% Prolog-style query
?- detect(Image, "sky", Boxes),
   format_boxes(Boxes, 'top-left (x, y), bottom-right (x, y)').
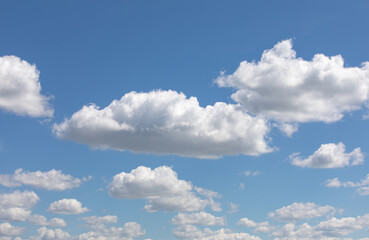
top-left (1, 0), bottom-right (369, 239)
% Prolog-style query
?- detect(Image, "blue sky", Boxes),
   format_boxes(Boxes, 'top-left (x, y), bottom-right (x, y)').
top-left (1, 1), bottom-right (369, 239)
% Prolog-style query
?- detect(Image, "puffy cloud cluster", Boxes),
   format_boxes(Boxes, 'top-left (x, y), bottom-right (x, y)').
top-left (271, 213), bottom-right (369, 239)
top-left (290, 142), bottom-right (364, 168)
top-left (30, 227), bottom-right (70, 240)
top-left (268, 202), bottom-right (335, 222)
top-left (53, 90), bottom-right (271, 158)
top-left (0, 55), bottom-right (53, 117)
top-left (171, 212), bottom-right (226, 226)
top-left (325, 173), bottom-right (369, 195)
top-left (0, 223), bottom-right (24, 237)
top-left (216, 39), bottom-right (369, 134)
top-left (173, 225), bottom-right (261, 240)
top-left (109, 166), bottom-right (221, 212)
top-left (237, 218), bottom-right (274, 233)
top-left (0, 169), bottom-right (89, 191)
top-left (76, 216), bottom-right (145, 240)
top-left (0, 190), bottom-right (39, 222)
top-left (47, 199), bottom-right (89, 215)
top-left (80, 215), bottom-right (118, 230)
top-left (29, 215), bottom-right (66, 227)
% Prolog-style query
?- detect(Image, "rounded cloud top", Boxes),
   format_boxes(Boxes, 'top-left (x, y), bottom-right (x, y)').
top-left (216, 39), bottom-right (369, 124)
top-left (54, 90), bottom-right (271, 158)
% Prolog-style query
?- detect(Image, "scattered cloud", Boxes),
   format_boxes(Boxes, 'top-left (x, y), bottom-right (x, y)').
top-left (29, 215), bottom-right (66, 227)
top-left (0, 55), bottom-right (53, 117)
top-left (173, 225), bottom-right (261, 240)
top-left (0, 190), bottom-right (39, 222)
top-left (0, 223), bottom-right (24, 237)
top-left (171, 212), bottom-right (226, 226)
top-left (80, 215), bottom-right (118, 230)
top-left (30, 227), bottom-right (70, 240)
top-left (325, 174), bottom-right (369, 195)
top-left (290, 142), bottom-right (364, 168)
top-left (271, 213), bottom-right (369, 239)
top-left (238, 217), bottom-right (275, 233)
top-left (109, 166), bottom-right (221, 212)
top-left (53, 90), bottom-right (271, 158)
top-left (0, 169), bottom-right (90, 191)
top-left (216, 39), bottom-right (369, 132)
top-left (77, 217), bottom-right (145, 240)
top-left (47, 199), bottom-right (89, 215)
top-left (242, 170), bottom-right (262, 177)
top-left (228, 203), bottom-right (239, 214)
top-left (269, 202), bottom-right (335, 222)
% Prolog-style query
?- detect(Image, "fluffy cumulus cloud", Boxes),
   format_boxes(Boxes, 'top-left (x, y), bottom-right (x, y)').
top-left (173, 225), bottom-right (261, 240)
top-left (30, 227), bottom-right (70, 240)
top-left (290, 142), bottom-right (364, 168)
top-left (0, 169), bottom-right (89, 191)
top-left (109, 166), bottom-right (221, 212)
top-left (268, 202), bottom-right (335, 222)
top-left (29, 215), bottom-right (67, 227)
top-left (53, 90), bottom-right (271, 158)
top-left (171, 212), bottom-right (226, 226)
top-left (237, 218), bottom-right (275, 233)
top-left (216, 39), bottom-right (369, 133)
top-left (0, 190), bottom-right (39, 222)
top-left (0, 223), bottom-right (24, 237)
top-left (0, 55), bottom-right (53, 117)
top-left (325, 173), bottom-right (369, 195)
top-left (47, 199), bottom-right (89, 215)
top-left (77, 216), bottom-right (145, 240)
top-left (271, 213), bottom-right (369, 239)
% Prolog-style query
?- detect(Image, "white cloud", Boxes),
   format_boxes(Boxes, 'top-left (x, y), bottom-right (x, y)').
top-left (270, 214), bottom-right (369, 239)
top-left (29, 215), bottom-right (66, 227)
top-left (80, 215), bottom-right (118, 230)
top-left (47, 199), bottom-right (89, 215)
top-left (53, 90), bottom-right (271, 158)
top-left (269, 202), bottom-right (335, 222)
top-left (0, 223), bottom-right (24, 237)
top-left (290, 142), bottom-right (364, 168)
top-left (0, 208), bottom-right (31, 222)
top-left (242, 170), bottom-right (262, 177)
top-left (228, 203), bottom-right (239, 214)
top-left (325, 174), bottom-right (369, 195)
top-left (77, 217), bottom-right (145, 240)
top-left (216, 39), bottom-right (369, 128)
top-left (109, 166), bottom-right (221, 212)
top-left (0, 169), bottom-right (89, 191)
top-left (0, 190), bottom-right (39, 222)
top-left (171, 212), bottom-right (226, 226)
top-left (30, 227), bottom-right (70, 240)
top-left (238, 218), bottom-right (275, 233)
top-left (173, 225), bottom-right (261, 240)
top-left (0, 55), bottom-right (53, 117)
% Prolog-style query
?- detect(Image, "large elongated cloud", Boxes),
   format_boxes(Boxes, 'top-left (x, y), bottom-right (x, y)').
top-left (0, 169), bottom-right (89, 191)
top-left (53, 90), bottom-right (271, 158)
top-left (290, 142), bottom-right (364, 168)
top-left (216, 39), bottom-right (369, 128)
top-left (0, 56), bottom-right (53, 117)
top-left (109, 166), bottom-right (221, 212)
